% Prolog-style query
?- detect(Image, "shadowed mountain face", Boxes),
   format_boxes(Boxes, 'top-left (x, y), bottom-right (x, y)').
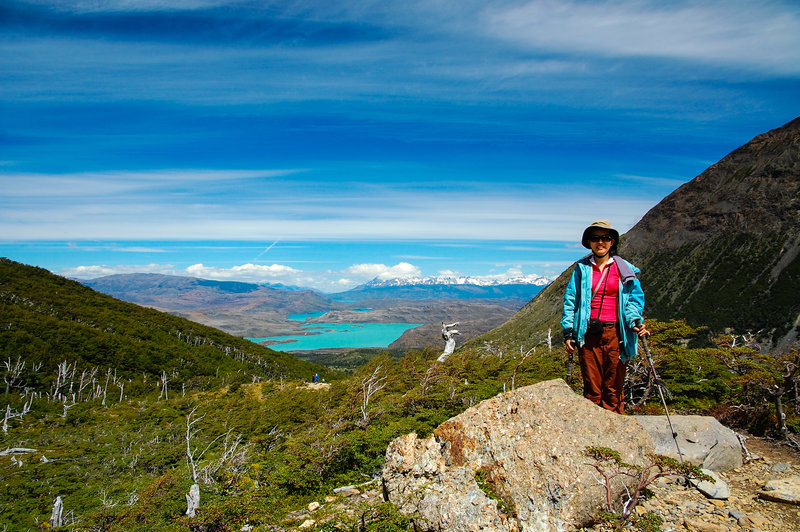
top-left (476, 117), bottom-right (800, 348)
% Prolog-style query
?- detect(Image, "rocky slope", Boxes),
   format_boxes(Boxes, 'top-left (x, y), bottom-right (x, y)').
top-left (475, 116), bottom-right (800, 349)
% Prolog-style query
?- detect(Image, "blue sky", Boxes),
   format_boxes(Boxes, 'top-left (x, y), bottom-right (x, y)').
top-left (1, 0), bottom-right (799, 292)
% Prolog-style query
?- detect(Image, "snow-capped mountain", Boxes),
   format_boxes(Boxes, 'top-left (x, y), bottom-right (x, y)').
top-left (363, 274), bottom-right (551, 288)
top-left (332, 274), bottom-right (551, 303)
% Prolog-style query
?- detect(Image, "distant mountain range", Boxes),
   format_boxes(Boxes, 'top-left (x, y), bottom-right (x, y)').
top-left (79, 273), bottom-right (551, 347)
top-left (82, 273), bottom-right (335, 313)
top-left (332, 275), bottom-right (549, 302)
top-left (478, 116), bottom-right (800, 349)
top-left (360, 275), bottom-right (550, 288)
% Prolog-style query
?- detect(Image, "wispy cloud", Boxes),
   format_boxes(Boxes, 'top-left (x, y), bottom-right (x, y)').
top-left (487, 0), bottom-right (800, 75)
top-left (3, 0), bottom-right (798, 288)
top-left (0, 169), bottom-right (659, 241)
top-left (614, 173), bottom-right (688, 188)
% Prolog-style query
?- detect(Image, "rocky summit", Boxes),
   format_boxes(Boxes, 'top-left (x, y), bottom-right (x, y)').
top-left (382, 379), bottom-right (654, 531)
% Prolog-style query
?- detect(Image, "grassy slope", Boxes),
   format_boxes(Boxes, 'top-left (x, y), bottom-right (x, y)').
top-left (0, 258), bottom-right (325, 382)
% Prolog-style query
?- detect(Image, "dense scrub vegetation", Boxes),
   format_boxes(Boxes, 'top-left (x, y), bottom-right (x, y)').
top-left (636, 232), bottom-right (800, 345)
top-left (3, 317), bottom-right (798, 530)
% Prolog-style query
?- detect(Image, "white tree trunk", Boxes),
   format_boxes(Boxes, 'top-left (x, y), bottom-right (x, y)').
top-left (51, 496), bottom-right (63, 528)
top-left (186, 484), bottom-right (200, 517)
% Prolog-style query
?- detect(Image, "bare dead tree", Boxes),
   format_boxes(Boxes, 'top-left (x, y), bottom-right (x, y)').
top-left (768, 352), bottom-right (800, 440)
top-left (186, 484), bottom-right (200, 518)
top-left (185, 407), bottom-right (228, 484)
top-left (359, 365), bottom-right (387, 421)
top-left (76, 367), bottom-right (97, 403)
top-left (50, 496), bottom-right (63, 528)
top-left (101, 369), bottom-right (112, 406)
top-left (3, 398), bottom-right (33, 433)
top-left (199, 432), bottom-right (250, 485)
top-left (3, 356), bottom-right (26, 394)
top-left (159, 371), bottom-right (169, 401)
top-left (62, 402), bottom-right (76, 419)
top-left (511, 346), bottom-right (536, 391)
top-left (481, 341), bottom-right (506, 359)
top-left (51, 361), bottom-right (78, 403)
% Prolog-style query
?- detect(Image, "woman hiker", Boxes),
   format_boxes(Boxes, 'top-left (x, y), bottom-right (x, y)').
top-left (561, 220), bottom-right (649, 414)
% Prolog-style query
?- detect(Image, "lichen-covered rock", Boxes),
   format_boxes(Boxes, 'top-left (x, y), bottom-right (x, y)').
top-left (632, 415), bottom-right (743, 472)
top-left (382, 379), bottom-right (654, 531)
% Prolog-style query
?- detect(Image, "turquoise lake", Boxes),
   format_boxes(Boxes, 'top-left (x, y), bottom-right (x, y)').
top-left (249, 311), bottom-right (420, 351)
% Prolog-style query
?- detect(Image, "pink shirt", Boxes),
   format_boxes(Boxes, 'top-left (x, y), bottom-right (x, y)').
top-left (590, 257), bottom-right (619, 322)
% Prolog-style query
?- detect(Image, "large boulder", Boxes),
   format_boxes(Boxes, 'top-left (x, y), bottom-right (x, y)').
top-left (382, 379), bottom-right (654, 531)
top-left (632, 415), bottom-right (743, 472)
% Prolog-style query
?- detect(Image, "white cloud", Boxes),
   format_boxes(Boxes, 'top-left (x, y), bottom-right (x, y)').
top-left (342, 262), bottom-right (422, 280)
top-left (487, 0), bottom-right (800, 74)
top-left (57, 260), bottom-right (428, 293)
top-left (185, 263), bottom-right (301, 281)
top-left (61, 263), bottom-right (175, 278)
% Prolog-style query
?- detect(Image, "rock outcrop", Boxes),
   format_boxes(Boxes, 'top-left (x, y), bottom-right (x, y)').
top-left (633, 415), bottom-right (744, 472)
top-left (382, 379), bottom-right (654, 531)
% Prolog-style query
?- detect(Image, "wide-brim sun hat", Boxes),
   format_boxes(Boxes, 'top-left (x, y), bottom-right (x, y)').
top-left (581, 220), bottom-right (620, 250)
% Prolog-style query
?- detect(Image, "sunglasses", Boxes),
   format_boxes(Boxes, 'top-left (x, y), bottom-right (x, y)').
top-left (588, 234), bottom-right (614, 243)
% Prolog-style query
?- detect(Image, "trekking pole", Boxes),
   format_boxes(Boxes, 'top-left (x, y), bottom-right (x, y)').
top-left (636, 319), bottom-right (684, 462)
top-left (566, 350), bottom-right (574, 386)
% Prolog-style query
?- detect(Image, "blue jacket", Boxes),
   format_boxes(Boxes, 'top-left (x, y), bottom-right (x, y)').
top-left (561, 255), bottom-right (645, 362)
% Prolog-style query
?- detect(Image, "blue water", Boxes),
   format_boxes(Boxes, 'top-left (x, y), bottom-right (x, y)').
top-left (249, 322), bottom-right (421, 351)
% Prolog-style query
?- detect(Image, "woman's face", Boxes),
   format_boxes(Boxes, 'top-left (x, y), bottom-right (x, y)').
top-left (588, 230), bottom-right (615, 257)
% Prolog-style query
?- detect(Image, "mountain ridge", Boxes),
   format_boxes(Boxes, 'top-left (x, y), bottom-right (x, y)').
top-left (474, 116), bottom-right (800, 349)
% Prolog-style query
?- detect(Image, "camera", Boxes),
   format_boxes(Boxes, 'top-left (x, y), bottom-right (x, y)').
top-left (587, 318), bottom-right (604, 335)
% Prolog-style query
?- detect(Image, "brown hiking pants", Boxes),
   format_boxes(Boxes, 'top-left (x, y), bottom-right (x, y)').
top-left (579, 324), bottom-right (627, 414)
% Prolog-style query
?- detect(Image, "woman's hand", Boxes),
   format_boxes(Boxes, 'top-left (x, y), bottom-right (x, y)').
top-left (565, 339), bottom-right (576, 354)
top-left (633, 323), bottom-right (650, 337)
